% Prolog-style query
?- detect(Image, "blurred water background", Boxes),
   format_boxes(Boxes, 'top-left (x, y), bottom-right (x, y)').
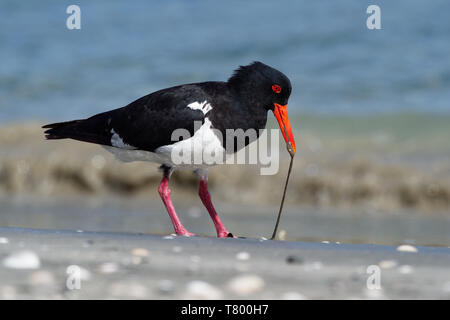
top-left (0, 0), bottom-right (449, 244)
top-left (1, 0), bottom-right (450, 119)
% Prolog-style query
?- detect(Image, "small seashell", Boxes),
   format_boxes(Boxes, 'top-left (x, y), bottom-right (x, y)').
top-left (398, 265), bottom-right (414, 274)
top-left (396, 245), bottom-right (418, 253)
top-left (278, 230), bottom-right (287, 241)
top-left (235, 251), bottom-right (250, 261)
top-left (131, 248), bottom-right (150, 257)
top-left (98, 262), bottom-right (119, 274)
top-left (227, 274), bottom-right (265, 296)
top-left (157, 279), bottom-right (175, 294)
top-left (184, 281), bottom-right (223, 299)
top-left (2, 250), bottom-right (41, 269)
top-left (378, 260), bottom-right (398, 269)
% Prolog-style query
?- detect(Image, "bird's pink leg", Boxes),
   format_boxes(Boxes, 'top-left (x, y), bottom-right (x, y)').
top-left (198, 179), bottom-right (233, 238)
top-left (158, 174), bottom-right (194, 237)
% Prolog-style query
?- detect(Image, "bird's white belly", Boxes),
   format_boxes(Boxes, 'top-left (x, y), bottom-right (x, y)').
top-left (104, 118), bottom-right (225, 169)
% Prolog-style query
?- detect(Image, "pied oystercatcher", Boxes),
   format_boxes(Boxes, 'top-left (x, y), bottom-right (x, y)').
top-left (43, 61), bottom-right (296, 238)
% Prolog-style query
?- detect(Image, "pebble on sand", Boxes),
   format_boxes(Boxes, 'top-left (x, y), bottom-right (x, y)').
top-left (131, 248), bottom-right (150, 257)
top-left (398, 265), bottom-right (414, 274)
top-left (0, 237), bottom-right (9, 244)
top-left (227, 274), bottom-right (265, 296)
top-left (98, 262), bottom-right (119, 274)
top-left (235, 251), bottom-right (250, 261)
top-left (157, 279), bottom-right (175, 294)
top-left (184, 280), bottom-right (223, 299)
top-left (378, 260), bottom-right (398, 269)
top-left (2, 250), bottom-right (41, 269)
top-left (277, 230), bottom-right (287, 241)
top-left (286, 255), bottom-right (304, 264)
top-left (396, 245), bottom-right (418, 253)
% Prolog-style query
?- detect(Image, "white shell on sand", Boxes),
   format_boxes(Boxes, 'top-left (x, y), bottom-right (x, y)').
top-left (396, 245), bottom-right (418, 253)
top-left (0, 237), bottom-right (9, 244)
top-left (131, 248), bottom-right (150, 257)
top-left (277, 230), bottom-right (287, 241)
top-left (227, 274), bottom-right (265, 296)
top-left (378, 260), bottom-right (398, 269)
top-left (2, 250), bottom-right (41, 269)
top-left (398, 265), bottom-right (414, 274)
top-left (235, 251), bottom-right (250, 261)
top-left (184, 280), bottom-right (223, 299)
top-left (157, 279), bottom-right (175, 294)
top-left (98, 262), bottom-right (119, 274)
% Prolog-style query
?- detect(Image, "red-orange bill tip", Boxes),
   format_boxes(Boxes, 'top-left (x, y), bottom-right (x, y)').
top-left (273, 103), bottom-right (296, 154)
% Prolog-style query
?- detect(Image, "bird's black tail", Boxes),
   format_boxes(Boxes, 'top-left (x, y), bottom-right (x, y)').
top-left (42, 116), bottom-right (113, 146)
top-left (42, 120), bottom-right (84, 140)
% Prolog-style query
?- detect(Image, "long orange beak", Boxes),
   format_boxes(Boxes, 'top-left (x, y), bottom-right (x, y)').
top-left (273, 103), bottom-right (296, 154)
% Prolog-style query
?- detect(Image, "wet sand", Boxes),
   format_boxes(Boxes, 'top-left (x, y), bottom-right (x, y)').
top-left (1, 226), bottom-right (450, 299)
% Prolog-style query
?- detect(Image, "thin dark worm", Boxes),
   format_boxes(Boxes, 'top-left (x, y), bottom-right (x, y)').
top-left (271, 114), bottom-right (295, 240)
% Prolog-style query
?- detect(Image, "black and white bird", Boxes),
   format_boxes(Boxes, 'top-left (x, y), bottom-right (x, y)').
top-left (43, 61), bottom-right (296, 238)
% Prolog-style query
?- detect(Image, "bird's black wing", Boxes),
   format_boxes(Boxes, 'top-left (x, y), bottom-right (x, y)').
top-left (43, 83), bottom-right (216, 152)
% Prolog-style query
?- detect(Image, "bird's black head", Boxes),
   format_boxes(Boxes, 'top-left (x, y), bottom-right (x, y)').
top-left (227, 61), bottom-right (296, 154)
top-left (227, 61), bottom-right (292, 109)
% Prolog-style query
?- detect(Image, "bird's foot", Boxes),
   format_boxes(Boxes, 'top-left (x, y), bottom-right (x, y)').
top-left (217, 231), bottom-right (237, 238)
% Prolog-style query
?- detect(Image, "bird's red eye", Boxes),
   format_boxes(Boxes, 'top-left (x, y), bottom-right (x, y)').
top-left (272, 84), bottom-right (282, 94)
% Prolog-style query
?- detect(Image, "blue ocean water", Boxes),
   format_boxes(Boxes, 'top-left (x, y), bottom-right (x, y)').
top-left (1, 0), bottom-right (450, 123)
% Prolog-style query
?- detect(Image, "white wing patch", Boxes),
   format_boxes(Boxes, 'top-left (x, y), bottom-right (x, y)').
top-left (187, 100), bottom-right (213, 115)
top-left (110, 128), bottom-right (136, 149)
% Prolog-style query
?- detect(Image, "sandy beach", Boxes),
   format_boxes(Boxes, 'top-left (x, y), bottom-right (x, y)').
top-left (1, 226), bottom-right (449, 299)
